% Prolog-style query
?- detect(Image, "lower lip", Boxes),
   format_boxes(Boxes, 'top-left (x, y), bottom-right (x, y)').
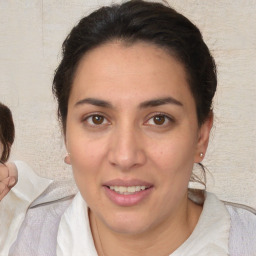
top-left (103, 186), bottom-right (153, 207)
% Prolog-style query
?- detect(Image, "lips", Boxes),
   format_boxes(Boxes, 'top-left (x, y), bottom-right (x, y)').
top-left (103, 179), bottom-right (153, 206)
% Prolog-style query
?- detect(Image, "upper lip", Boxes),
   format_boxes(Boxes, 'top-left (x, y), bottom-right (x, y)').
top-left (103, 179), bottom-right (153, 187)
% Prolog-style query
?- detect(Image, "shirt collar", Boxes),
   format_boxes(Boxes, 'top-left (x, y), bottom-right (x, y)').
top-left (57, 192), bottom-right (230, 256)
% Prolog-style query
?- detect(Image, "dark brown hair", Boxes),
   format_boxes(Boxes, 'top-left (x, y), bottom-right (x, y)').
top-left (53, 0), bottom-right (217, 133)
top-left (0, 103), bottom-right (15, 163)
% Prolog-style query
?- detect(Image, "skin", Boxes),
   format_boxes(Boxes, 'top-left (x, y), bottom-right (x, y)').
top-left (0, 142), bottom-right (18, 201)
top-left (65, 41), bottom-right (213, 255)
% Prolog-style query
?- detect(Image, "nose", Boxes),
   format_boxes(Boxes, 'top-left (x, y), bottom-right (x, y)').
top-left (107, 124), bottom-right (146, 171)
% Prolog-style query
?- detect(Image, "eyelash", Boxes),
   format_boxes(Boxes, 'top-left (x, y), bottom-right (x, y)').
top-left (145, 112), bottom-right (174, 127)
top-left (82, 112), bottom-right (174, 128)
top-left (82, 113), bottom-right (110, 127)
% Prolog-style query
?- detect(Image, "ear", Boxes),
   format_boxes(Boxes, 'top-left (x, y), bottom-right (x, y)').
top-left (194, 112), bottom-right (213, 163)
top-left (64, 153), bottom-right (71, 165)
top-left (64, 139), bottom-right (71, 165)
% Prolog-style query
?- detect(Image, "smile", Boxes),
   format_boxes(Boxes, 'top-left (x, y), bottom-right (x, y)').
top-left (109, 185), bottom-right (149, 195)
top-left (103, 180), bottom-right (153, 206)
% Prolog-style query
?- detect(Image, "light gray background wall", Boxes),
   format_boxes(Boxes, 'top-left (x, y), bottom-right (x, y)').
top-left (0, 0), bottom-right (255, 208)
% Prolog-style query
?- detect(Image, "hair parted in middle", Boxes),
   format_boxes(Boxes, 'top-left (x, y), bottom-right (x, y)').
top-left (53, 0), bottom-right (217, 133)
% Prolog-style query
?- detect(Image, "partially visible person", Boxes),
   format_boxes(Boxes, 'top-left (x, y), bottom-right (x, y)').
top-left (0, 102), bottom-right (18, 201)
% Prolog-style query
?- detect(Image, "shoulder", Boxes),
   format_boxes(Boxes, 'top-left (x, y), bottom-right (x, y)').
top-left (1, 161), bottom-right (77, 256)
top-left (225, 201), bottom-right (256, 232)
top-left (10, 196), bottom-right (73, 256)
top-left (224, 202), bottom-right (256, 255)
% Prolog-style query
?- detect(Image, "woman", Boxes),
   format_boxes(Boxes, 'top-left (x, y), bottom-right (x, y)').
top-left (1, 1), bottom-right (255, 255)
top-left (0, 102), bottom-right (17, 201)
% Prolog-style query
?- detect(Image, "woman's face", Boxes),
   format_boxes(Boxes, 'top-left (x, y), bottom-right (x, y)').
top-left (65, 41), bottom-right (212, 235)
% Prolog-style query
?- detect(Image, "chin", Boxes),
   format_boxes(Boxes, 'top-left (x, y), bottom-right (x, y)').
top-left (100, 210), bottom-right (155, 235)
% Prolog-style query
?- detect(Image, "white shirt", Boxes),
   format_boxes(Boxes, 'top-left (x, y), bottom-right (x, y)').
top-left (1, 161), bottom-right (256, 256)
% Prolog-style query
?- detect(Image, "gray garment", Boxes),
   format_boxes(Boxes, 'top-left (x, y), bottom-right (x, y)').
top-left (9, 197), bottom-right (73, 256)
top-left (226, 203), bottom-right (256, 256)
top-left (9, 197), bottom-right (256, 256)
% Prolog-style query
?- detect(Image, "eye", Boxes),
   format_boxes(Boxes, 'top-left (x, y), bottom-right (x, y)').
top-left (84, 114), bottom-right (109, 126)
top-left (146, 114), bottom-right (173, 126)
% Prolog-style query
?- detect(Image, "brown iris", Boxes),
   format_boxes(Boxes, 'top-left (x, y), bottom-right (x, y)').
top-left (92, 115), bottom-right (104, 125)
top-left (153, 115), bottom-right (166, 125)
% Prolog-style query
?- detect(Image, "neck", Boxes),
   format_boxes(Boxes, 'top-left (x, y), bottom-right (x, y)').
top-left (90, 195), bottom-right (202, 256)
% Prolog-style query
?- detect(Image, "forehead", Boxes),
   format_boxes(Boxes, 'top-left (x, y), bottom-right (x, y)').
top-left (69, 41), bottom-right (194, 107)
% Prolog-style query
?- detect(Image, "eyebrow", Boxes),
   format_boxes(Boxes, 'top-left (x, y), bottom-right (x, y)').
top-left (74, 96), bottom-right (183, 109)
top-left (75, 98), bottom-right (113, 108)
top-left (139, 97), bottom-right (183, 108)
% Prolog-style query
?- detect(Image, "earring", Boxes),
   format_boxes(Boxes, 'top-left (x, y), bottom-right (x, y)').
top-left (64, 152), bottom-right (70, 164)
top-left (199, 152), bottom-right (204, 158)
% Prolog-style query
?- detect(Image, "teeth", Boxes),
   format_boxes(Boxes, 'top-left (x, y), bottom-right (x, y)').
top-left (109, 186), bottom-right (148, 194)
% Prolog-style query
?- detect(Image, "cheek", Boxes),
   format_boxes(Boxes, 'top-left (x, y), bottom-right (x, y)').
top-left (70, 138), bottom-right (105, 173)
top-left (150, 134), bottom-right (197, 171)
top-left (68, 136), bottom-right (107, 198)
top-left (147, 133), bottom-right (197, 196)
top-left (149, 136), bottom-right (196, 204)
